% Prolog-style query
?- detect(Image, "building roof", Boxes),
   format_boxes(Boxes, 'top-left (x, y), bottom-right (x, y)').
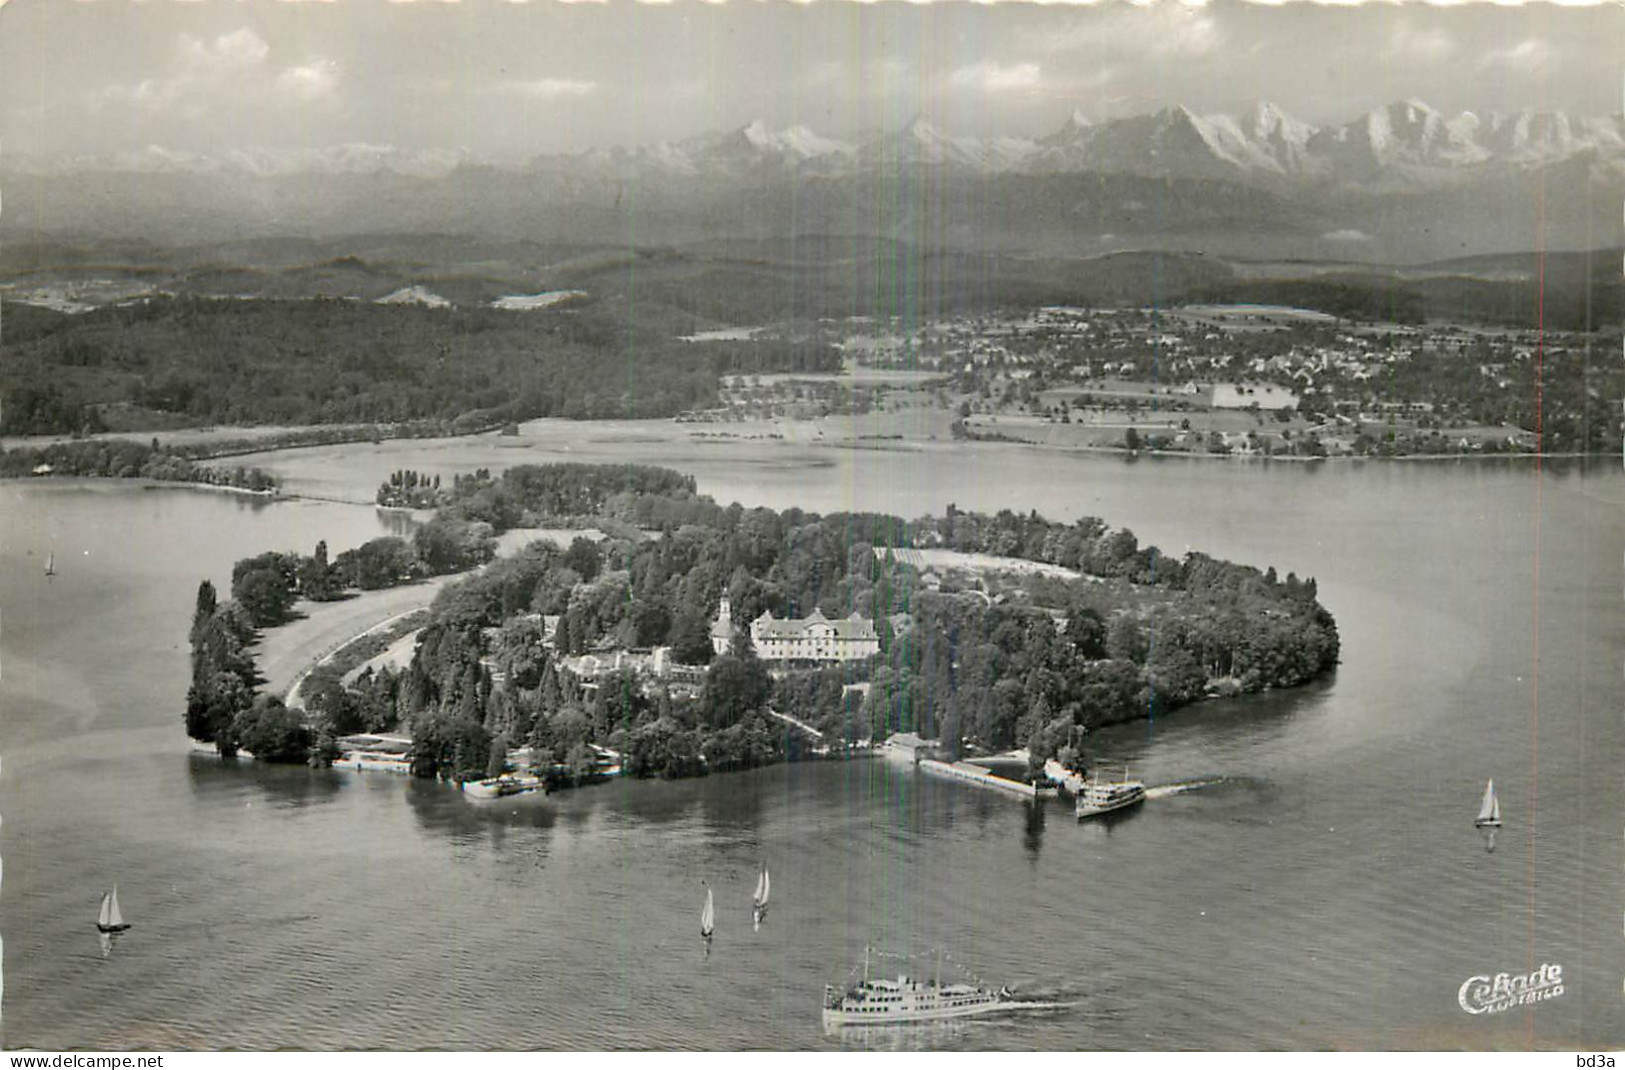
top-left (752, 607), bottom-right (878, 641)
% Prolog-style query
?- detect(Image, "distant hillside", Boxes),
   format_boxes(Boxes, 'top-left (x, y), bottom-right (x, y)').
top-left (5, 236), bottom-right (1617, 331)
top-left (0, 295), bottom-right (841, 436)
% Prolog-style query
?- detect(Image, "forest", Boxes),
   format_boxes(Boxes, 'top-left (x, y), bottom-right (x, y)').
top-left (185, 516), bottom-right (499, 762)
top-left (0, 296), bottom-right (842, 435)
top-left (187, 464), bottom-right (1340, 787)
top-left (0, 437), bottom-right (278, 490)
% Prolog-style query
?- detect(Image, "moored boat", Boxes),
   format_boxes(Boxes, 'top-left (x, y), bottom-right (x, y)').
top-left (1074, 766), bottom-right (1146, 819)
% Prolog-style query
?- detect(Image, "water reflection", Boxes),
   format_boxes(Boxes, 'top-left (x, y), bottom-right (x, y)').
top-left (373, 508), bottom-right (421, 539)
top-left (695, 773), bottom-right (770, 832)
top-left (1021, 799), bottom-right (1046, 860)
top-left (1091, 671), bottom-right (1337, 766)
top-left (598, 776), bottom-right (710, 828)
top-left (1081, 803), bottom-right (1145, 836)
top-left (403, 778), bottom-right (561, 842)
top-left (185, 753), bottom-right (344, 809)
top-left (828, 1019), bottom-right (973, 1050)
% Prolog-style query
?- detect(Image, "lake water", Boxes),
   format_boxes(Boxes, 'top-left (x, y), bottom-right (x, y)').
top-left (2, 436), bottom-right (1621, 1050)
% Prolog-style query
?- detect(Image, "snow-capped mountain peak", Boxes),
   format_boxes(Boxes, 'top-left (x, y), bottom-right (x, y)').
top-left (12, 100), bottom-right (1622, 191)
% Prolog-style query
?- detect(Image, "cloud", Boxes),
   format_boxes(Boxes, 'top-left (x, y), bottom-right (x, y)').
top-left (182, 27), bottom-right (271, 76)
top-left (94, 28), bottom-right (339, 116)
top-left (497, 77), bottom-right (598, 99)
top-left (1035, 5), bottom-right (1224, 62)
top-left (1154, 10), bottom-right (1222, 58)
top-left (1388, 25), bottom-right (1456, 63)
top-left (276, 60), bottom-right (340, 102)
top-left (807, 56), bottom-right (909, 90)
top-left (1479, 39), bottom-right (1553, 72)
top-left (949, 60), bottom-right (1042, 93)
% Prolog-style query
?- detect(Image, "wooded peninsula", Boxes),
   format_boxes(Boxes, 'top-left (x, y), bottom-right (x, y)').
top-left (186, 463), bottom-right (1340, 786)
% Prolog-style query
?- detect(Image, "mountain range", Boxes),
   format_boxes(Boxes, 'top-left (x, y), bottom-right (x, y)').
top-left (5, 99), bottom-right (1621, 263)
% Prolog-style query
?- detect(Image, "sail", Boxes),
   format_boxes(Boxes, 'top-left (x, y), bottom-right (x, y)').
top-left (45, 552), bottom-right (55, 576)
top-left (108, 886), bottom-right (125, 929)
top-left (98, 893), bottom-right (113, 929)
top-left (754, 866), bottom-right (770, 908)
top-left (1476, 780), bottom-right (1500, 825)
top-left (700, 887), bottom-right (715, 937)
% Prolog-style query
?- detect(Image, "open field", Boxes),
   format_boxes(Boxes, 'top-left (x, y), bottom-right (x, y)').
top-left (875, 545), bottom-right (1081, 579)
top-left (257, 578), bottom-right (458, 703)
top-left (342, 627), bottom-right (424, 686)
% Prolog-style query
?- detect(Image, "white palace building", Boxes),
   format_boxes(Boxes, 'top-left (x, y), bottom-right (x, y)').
top-left (711, 597), bottom-right (880, 663)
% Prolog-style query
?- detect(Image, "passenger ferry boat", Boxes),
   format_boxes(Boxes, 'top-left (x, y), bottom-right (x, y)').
top-left (823, 950), bottom-right (1015, 1027)
top-left (1074, 766), bottom-right (1147, 819)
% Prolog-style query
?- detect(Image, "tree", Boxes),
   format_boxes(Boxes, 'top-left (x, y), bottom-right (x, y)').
top-left (234, 567), bottom-right (295, 627)
top-left (565, 742), bottom-right (597, 785)
top-left (552, 613), bottom-right (577, 657)
top-left (333, 537), bottom-right (404, 589)
top-left (232, 696), bottom-right (312, 764)
top-left (414, 517), bottom-right (496, 575)
top-left (486, 735), bottom-right (510, 779)
top-left (298, 540), bottom-right (341, 602)
top-left (1124, 427), bottom-right (1141, 451)
top-left (192, 580), bottom-right (218, 638)
top-left (309, 680), bottom-right (364, 737)
top-left (1106, 615), bottom-right (1149, 664)
top-left (497, 616), bottom-right (550, 689)
top-left (701, 644), bottom-right (771, 730)
top-left (186, 669), bottom-right (251, 751)
top-left (668, 609), bottom-right (714, 665)
top-left (1064, 606), bottom-right (1108, 659)
top-left (563, 537), bottom-right (602, 583)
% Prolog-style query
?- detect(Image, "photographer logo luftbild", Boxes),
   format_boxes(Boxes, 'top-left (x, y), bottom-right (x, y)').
top-left (1457, 963), bottom-right (1565, 1015)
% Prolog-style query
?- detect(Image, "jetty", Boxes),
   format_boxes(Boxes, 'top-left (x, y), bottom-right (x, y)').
top-left (919, 758), bottom-right (1053, 798)
top-left (884, 735), bottom-right (1055, 799)
top-left (334, 733), bottom-right (414, 774)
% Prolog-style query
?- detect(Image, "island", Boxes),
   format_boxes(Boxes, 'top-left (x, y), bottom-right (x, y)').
top-left (185, 462), bottom-right (1340, 794)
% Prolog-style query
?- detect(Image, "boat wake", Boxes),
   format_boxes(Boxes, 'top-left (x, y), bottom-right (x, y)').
top-left (999, 998), bottom-right (1075, 1014)
top-left (1144, 777), bottom-right (1226, 800)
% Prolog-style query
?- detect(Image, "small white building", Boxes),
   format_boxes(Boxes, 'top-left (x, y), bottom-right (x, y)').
top-left (884, 732), bottom-right (935, 762)
top-left (711, 597), bottom-right (741, 656)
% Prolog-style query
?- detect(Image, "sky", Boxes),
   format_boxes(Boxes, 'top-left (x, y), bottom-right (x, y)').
top-left (1, 0), bottom-right (1619, 162)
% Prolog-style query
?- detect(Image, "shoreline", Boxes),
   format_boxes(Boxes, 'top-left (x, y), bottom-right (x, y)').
top-left (957, 433), bottom-right (1587, 464)
top-left (0, 435), bottom-right (1602, 492)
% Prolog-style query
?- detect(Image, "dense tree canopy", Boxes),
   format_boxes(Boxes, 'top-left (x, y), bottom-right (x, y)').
top-left (378, 465), bottom-right (1338, 784)
top-left (185, 463), bottom-right (1339, 787)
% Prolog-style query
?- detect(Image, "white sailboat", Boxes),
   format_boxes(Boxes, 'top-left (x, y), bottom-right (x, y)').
top-left (96, 885), bottom-right (130, 934)
top-left (700, 884), bottom-right (715, 941)
top-left (752, 864), bottom-right (771, 930)
top-left (1475, 780), bottom-right (1502, 829)
top-left (44, 551), bottom-right (56, 578)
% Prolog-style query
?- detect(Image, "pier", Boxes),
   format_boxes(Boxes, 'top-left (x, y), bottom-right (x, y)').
top-left (917, 758), bottom-right (1053, 799)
